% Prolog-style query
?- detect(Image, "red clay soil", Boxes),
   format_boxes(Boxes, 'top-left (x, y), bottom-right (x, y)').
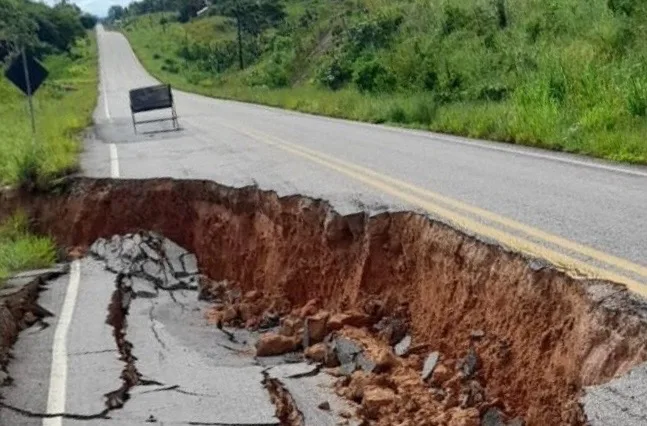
top-left (2, 177), bottom-right (647, 425)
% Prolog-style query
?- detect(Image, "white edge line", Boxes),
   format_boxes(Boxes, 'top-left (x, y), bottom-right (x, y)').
top-left (42, 260), bottom-right (81, 426)
top-left (110, 144), bottom-right (119, 178)
top-left (97, 27), bottom-right (111, 121)
top-left (196, 95), bottom-right (647, 178)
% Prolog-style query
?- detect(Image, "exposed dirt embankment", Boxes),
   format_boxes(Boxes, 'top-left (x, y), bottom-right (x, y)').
top-left (2, 177), bottom-right (647, 425)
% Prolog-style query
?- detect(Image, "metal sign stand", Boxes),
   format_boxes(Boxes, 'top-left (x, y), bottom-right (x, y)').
top-left (21, 48), bottom-right (36, 139)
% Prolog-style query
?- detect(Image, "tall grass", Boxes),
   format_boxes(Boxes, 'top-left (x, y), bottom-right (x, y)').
top-left (122, 0), bottom-right (647, 164)
top-left (0, 212), bottom-right (56, 283)
top-left (0, 34), bottom-right (98, 186)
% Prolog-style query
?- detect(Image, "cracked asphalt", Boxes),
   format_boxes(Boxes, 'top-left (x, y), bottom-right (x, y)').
top-left (0, 234), bottom-right (355, 425)
top-left (3, 22), bottom-right (647, 426)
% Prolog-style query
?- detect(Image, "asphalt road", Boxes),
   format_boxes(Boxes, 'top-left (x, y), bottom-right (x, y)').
top-left (3, 24), bottom-right (647, 426)
top-left (84, 25), bottom-right (647, 292)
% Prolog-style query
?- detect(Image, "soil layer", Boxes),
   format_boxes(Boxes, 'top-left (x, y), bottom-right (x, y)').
top-left (2, 177), bottom-right (647, 425)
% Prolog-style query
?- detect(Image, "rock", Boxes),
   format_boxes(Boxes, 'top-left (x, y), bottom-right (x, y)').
top-left (89, 238), bottom-right (107, 258)
top-left (238, 302), bottom-right (263, 322)
top-left (244, 290), bottom-right (261, 301)
top-left (259, 311), bottom-right (280, 330)
top-left (362, 386), bottom-right (396, 419)
top-left (339, 362), bottom-right (358, 376)
top-left (356, 353), bottom-right (377, 373)
top-left (328, 311), bottom-right (371, 330)
top-left (318, 401), bottom-right (331, 411)
top-left (333, 337), bottom-right (363, 365)
top-left (461, 348), bottom-right (480, 379)
top-left (394, 335), bottom-right (412, 356)
top-left (431, 364), bottom-right (452, 386)
top-left (299, 299), bottom-right (320, 317)
top-left (280, 316), bottom-right (303, 337)
top-left (373, 347), bottom-right (397, 372)
top-left (141, 259), bottom-right (164, 283)
top-left (421, 351), bottom-right (440, 381)
top-left (447, 408), bottom-right (480, 426)
top-left (303, 310), bottom-right (329, 347)
top-left (255, 332), bottom-right (300, 357)
top-left (222, 306), bottom-right (238, 323)
top-left (464, 380), bottom-right (485, 407)
top-left (120, 237), bottom-right (141, 260)
top-left (180, 253), bottom-right (199, 276)
top-left (344, 371), bottom-right (373, 401)
top-left (245, 318), bottom-right (259, 329)
top-left (305, 343), bottom-right (328, 363)
top-left (470, 330), bottom-right (485, 340)
top-left (481, 407), bottom-right (505, 426)
top-left (375, 317), bottom-right (408, 345)
top-left (444, 373), bottom-right (463, 395)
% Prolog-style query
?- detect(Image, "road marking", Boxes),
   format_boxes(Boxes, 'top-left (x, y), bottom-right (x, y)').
top-left (224, 124), bottom-right (647, 296)
top-left (252, 131), bottom-right (647, 280)
top-left (43, 260), bottom-right (81, 426)
top-left (109, 144), bottom-right (119, 178)
top-left (242, 101), bottom-right (647, 178)
top-left (97, 27), bottom-right (111, 121)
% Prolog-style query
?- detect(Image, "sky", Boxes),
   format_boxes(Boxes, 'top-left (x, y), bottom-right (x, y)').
top-left (44, 0), bottom-right (130, 17)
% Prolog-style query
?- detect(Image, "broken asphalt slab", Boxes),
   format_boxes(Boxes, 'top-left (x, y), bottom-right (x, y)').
top-left (2, 232), bottom-right (359, 425)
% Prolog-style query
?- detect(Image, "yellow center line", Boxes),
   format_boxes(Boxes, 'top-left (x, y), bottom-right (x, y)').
top-left (252, 129), bottom-right (647, 279)
top-left (221, 123), bottom-right (647, 296)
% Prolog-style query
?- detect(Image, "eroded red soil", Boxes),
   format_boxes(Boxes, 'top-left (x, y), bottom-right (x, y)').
top-left (2, 178), bottom-right (647, 425)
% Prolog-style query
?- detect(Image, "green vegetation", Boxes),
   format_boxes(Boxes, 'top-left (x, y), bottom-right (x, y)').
top-left (119, 0), bottom-right (647, 163)
top-left (0, 0), bottom-right (99, 186)
top-left (0, 212), bottom-right (56, 283)
top-left (0, 0), bottom-right (97, 280)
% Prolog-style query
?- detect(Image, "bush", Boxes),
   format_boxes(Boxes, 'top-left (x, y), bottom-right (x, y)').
top-left (627, 80), bottom-right (647, 117)
top-left (607, 0), bottom-right (637, 15)
top-left (317, 56), bottom-right (352, 90)
top-left (161, 58), bottom-right (179, 73)
top-left (353, 57), bottom-right (396, 93)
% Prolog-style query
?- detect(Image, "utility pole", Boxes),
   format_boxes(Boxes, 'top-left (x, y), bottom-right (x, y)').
top-left (235, 6), bottom-right (244, 70)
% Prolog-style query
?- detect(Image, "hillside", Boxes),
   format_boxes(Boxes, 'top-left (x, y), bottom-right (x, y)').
top-left (121, 0), bottom-right (647, 163)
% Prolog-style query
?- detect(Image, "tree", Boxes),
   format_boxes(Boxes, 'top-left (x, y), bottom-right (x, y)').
top-left (216, 0), bottom-right (286, 69)
top-left (107, 5), bottom-right (125, 22)
top-left (178, 0), bottom-right (205, 23)
top-left (80, 13), bottom-right (98, 29)
top-left (0, 0), bottom-right (37, 56)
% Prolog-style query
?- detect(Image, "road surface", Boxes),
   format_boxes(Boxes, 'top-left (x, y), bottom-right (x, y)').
top-left (2, 24), bottom-right (647, 425)
top-left (84, 26), bottom-right (647, 291)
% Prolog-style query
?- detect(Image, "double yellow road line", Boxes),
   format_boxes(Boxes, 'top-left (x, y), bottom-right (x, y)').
top-left (224, 123), bottom-right (647, 297)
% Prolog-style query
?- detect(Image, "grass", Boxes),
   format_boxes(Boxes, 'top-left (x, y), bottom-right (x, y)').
top-left (0, 33), bottom-right (98, 186)
top-left (0, 212), bottom-right (56, 284)
top-left (0, 33), bottom-right (97, 284)
top-left (120, 0), bottom-right (647, 164)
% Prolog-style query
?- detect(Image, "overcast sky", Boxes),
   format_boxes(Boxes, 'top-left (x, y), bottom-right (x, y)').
top-left (44, 0), bottom-right (130, 17)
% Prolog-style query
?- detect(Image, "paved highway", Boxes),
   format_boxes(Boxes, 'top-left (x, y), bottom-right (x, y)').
top-left (2, 24), bottom-right (647, 425)
top-left (85, 26), bottom-right (647, 291)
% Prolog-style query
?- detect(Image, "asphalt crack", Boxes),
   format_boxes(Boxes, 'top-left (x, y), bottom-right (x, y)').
top-left (261, 370), bottom-right (305, 426)
top-left (0, 401), bottom-right (109, 420)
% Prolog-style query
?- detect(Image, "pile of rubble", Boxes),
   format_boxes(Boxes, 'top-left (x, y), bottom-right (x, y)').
top-left (206, 287), bottom-right (524, 426)
top-left (89, 232), bottom-right (200, 289)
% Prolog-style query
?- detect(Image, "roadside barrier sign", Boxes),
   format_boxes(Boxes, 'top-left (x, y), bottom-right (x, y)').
top-left (129, 84), bottom-right (179, 133)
